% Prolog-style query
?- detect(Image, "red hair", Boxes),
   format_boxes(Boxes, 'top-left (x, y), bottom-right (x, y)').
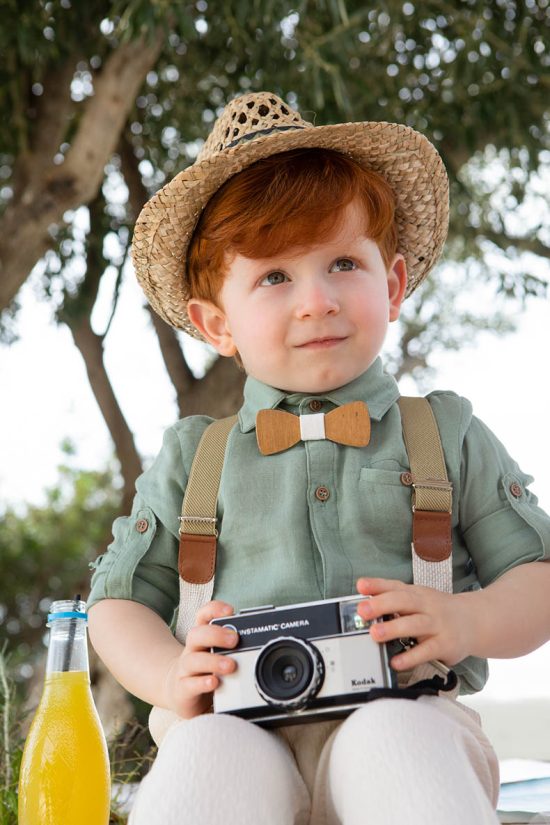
top-left (188, 148), bottom-right (398, 304)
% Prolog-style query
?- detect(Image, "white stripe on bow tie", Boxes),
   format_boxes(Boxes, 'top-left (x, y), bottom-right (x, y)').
top-left (299, 413), bottom-right (326, 441)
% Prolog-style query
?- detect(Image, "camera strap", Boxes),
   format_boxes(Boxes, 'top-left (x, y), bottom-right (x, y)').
top-left (362, 667), bottom-right (459, 703)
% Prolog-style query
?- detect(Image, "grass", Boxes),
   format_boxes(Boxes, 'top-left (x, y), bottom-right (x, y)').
top-left (0, 646), bottom-right (156, 824)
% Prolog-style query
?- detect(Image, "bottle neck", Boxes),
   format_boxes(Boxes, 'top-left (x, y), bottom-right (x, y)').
top-left (46, 619), bottom-right (90, 675)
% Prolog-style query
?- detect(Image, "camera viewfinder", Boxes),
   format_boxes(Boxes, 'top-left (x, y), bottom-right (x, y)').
top-left (339, 598), bottom-right (373, 633)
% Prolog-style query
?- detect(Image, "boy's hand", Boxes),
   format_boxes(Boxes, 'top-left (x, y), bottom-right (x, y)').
top-left (162, 600), bottom-right (239, 719)
top-left (356, 578), bottom-right (474, 671)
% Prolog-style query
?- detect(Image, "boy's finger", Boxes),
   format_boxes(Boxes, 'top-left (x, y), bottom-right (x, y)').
top-left (180, 651), bottom-right (236, 679)
top-left (186, 622), bottom-right (239, 652)
top-left (357, 577), bottom-right (410, 596)
top-left (179, 673), bottom-right (220, 697)
top-left (369, 613), bottom-right (431, 645)
top-left (389, 639), bottom-right (438, 672)
top-left (195, 600), bottom-right (234, 625)
top-left (357, 590), bottom-right (421, 621)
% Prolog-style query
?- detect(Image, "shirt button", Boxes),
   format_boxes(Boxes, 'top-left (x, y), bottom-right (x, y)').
top-left (136, 518), bottom-right (149, 533)
top-left (315, 486), bottom-right (330, 502)
top-left (509, 482), bottom-right (522, 498)
top-left (400, 471), bottom-right (414, 486)
top-left (309, 399), bottom-right (323, 412)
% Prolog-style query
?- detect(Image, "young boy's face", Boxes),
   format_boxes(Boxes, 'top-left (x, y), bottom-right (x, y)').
top-left (188, 198), bottom-right (407, 393)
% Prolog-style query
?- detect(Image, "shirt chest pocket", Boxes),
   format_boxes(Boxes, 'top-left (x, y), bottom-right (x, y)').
top-left (358, 467), bottom-right (413, 557)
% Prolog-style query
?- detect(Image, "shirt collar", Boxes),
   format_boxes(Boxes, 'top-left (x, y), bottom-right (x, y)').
top-left (238, 357), bottom-right (400, 433)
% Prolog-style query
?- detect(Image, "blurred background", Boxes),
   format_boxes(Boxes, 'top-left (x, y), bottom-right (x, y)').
top-left (1, 0), bottom-right (549, 819)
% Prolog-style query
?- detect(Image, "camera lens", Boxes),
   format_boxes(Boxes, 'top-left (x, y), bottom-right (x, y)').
top-left (255, 637), bottom-right (324, 709)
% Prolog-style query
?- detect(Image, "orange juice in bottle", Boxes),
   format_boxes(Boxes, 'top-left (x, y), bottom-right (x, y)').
top-left (18, 597), bottom-right (110, 824)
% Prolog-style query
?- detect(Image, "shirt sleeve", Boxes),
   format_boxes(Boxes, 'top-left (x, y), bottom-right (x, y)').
top-left (87, 416), bottom-right (212, 624)
top-left (459, 414), bottom-right (550, 586)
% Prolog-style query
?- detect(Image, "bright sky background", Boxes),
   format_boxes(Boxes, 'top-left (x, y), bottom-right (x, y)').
top-left (1, 260), bottom-right (549, 712)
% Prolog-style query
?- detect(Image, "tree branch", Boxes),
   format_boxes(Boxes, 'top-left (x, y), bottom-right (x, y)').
top-left (147, 306), bottom-right (197, 417)
top-left (118, 131), bottom-right (148, 223)
top-left (67, 317), bottom-right (143, 513)
top-left (179, 354), bottom-right (245, 418)
top-left (58, 195), bottom-right (143, 510)
top-left (479, 228), bottom-right (550, 261)
top-left (119, 132), bottom-right (198, 413)
top-left (0, 30), bottom-right (163, 313)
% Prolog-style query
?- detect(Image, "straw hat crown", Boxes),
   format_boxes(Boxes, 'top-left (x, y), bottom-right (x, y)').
top-left (132, 91), bottom-right (449, 337)
top-left (198, 92), bottom-right (312, 160)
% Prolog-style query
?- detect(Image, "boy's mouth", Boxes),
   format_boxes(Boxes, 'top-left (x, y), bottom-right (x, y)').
top-left (296, 336), bottom-right (348, 349)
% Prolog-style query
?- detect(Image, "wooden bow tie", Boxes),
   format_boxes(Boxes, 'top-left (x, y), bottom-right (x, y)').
top-left (256, 401), bottom-right (371, 456)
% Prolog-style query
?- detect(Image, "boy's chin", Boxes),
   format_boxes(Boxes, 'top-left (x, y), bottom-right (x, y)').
top-left (250, 367), bottom-right (373, 394)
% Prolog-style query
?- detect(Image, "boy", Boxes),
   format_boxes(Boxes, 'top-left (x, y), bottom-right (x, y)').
top-left (88, 92), bottom-right (550, 824)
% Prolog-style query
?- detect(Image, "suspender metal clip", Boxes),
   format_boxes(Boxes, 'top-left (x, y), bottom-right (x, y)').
top-left (178, 515), bottom-right (218, 538)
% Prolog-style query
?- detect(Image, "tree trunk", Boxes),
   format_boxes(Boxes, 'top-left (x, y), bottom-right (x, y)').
top-left (147, 307), bottom-right (196, 416)
top-left (0, 31), bottom-right (163, 312)
top-left (148, 306), bottom-right (246, 418)
top-left (180, 355), bottom-right (246, 417)
top-left (68, 317), bottom-right (143, 513)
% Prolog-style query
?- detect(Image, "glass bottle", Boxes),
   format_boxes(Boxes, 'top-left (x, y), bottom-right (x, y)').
top-left (18, 598), bottom-right (110, 824)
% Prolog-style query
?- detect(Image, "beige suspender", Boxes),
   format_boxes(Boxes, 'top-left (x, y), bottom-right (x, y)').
top-left (178, 415), bottom-right (238, 585)
top-left (397, 397), bottom-right (453, 593)
top-left (150, 419), bottom-right (239, 747)
top-left (173, 415), bottom-right (237, 649)
top-left (176, 398), bottom-right (453, 627)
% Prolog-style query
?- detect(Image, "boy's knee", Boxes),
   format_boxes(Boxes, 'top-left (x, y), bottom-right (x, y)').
top-left (160, 714), bottom-right (300, 781)
top-left (333, 697), bottom-right (454, 757)
top-left (161, 713), bottom-right (259, 762)
top-left (343, 696), bottom-right (429, 729)
top-left (144, 714), bottom-right (310, 821)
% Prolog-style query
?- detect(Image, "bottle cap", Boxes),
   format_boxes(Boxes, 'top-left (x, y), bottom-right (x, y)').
top-left (47, 598), bottom-right (87, 625)
top-left (47, 610), bottom-right (88, 621)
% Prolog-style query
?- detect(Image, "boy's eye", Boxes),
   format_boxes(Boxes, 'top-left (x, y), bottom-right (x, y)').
top-left (260, 271), bottom-right (289, 286)
top-left (331, 258), bottom-right (356, 272)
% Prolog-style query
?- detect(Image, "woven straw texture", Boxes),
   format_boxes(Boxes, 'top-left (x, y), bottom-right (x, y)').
top-left (132, 91), bottom-right (449, 337)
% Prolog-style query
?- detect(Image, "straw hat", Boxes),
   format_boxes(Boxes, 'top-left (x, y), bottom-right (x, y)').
top-left (132, 91), bottom-right (449, 338)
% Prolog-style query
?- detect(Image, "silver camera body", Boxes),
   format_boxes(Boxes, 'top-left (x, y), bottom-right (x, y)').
top-left (211, 594), bottom-right (396, 727)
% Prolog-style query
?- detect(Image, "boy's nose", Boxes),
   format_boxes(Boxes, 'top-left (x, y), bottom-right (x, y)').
top-left (295, 279), bottom-right (340, 319)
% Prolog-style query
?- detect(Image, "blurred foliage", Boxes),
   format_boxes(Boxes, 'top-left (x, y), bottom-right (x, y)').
top-left (0, 448), bottom-right (121, 678)
top-left (386, 263), bottom-right (517, 384)
top-left (0, 646), bottom-right (21, 824)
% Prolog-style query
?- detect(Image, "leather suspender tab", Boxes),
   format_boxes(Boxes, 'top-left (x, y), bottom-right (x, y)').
top-left (178, 534), bottom-right (217, 584)
top-left (412, 510), bottom-right (452, 562)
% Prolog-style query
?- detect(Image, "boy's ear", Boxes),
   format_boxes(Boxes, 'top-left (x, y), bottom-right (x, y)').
top-left (187, 299), bottom-right (237, 357)
top-left (387, 254), bottom-right (408, 322)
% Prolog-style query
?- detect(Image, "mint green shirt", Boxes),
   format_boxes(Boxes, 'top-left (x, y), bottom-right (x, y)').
top-left (88, 358), bottom-right (550, 694)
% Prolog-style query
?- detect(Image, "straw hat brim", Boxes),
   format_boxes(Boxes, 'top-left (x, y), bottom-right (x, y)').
top-left (131, 120), bottom-right (449, 338)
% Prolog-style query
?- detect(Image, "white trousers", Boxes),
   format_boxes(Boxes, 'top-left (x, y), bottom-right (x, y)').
top-left (128, 696), bottom-right (500, 825)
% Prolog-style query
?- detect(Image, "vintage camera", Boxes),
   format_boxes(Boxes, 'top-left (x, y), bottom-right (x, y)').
top-left (210, 595), bottom-right (396, 727)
